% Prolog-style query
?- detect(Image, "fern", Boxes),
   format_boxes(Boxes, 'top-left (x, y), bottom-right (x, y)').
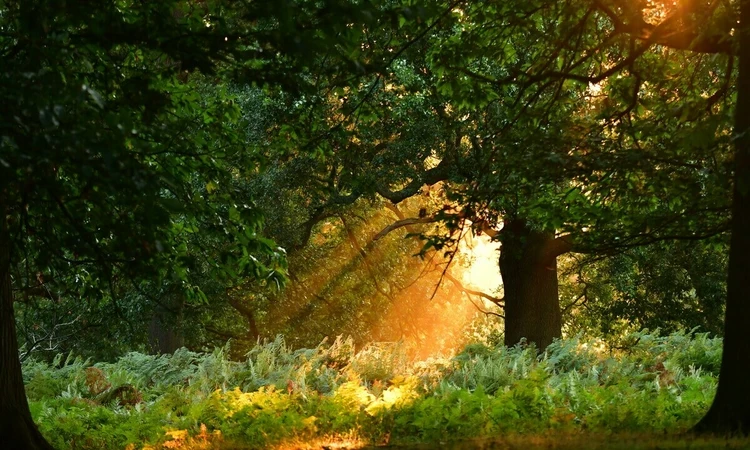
top-left (25, 330), bottom-right (728, 450)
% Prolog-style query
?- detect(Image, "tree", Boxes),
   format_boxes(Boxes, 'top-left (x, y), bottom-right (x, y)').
top-left (694, 0), bottom-right (750, 434)
top-left (0, 0), bottom-right (400, 447)
top-left (423, 0), bottom-right (750, 432)
top-left (255, 1), bottom-right (733, 351)
top-left (0, 7), bottom-right (271, 447)
top-left (401, 0), bottom-right (734, 351)
top-left (271, 0), bottom-right (734, 352)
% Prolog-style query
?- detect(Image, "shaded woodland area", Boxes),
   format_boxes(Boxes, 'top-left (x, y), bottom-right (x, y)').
top-left (1, 0), bottom-right (750, 449)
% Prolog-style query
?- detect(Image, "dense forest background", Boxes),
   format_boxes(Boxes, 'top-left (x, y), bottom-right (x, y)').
top-left (1, 0), bottom-right (749, 449)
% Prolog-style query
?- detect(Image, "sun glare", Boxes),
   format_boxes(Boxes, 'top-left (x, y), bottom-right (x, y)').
top-left (267, 210), bottom-right (507, 360)
top-left (459, 232), bottom-right (502, 295)
top-left (369, 229), bottom-right (503, 359)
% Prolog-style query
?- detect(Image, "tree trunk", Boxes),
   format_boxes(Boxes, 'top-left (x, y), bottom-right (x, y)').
top-left (694, 0), bottom-right (750, 434)
top-left (246, 308), bottom-right (260, 343)
top-left (499, 219), bottom-right (562, 351)
top-left (148, 294), bottom-right (185, 355)
top-left (228, 297), bottom-right (261, 342)
top-left (0, 207), bottom-right (55, 450)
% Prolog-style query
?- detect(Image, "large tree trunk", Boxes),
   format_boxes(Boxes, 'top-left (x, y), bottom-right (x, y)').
top-left (0, 208), bottom-right (55, 450)
top-left (694, 0), bottom-right (750, 434)
top-left (499, 219), bottom-right (562, 351)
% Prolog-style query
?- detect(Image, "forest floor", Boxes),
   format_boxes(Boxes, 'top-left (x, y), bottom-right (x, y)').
top-left (358, 434), bottom-right (750, 449)
top-left (25, 332), bottom-right (736, 450)
top-left (274, 433), bottom-right (750, 450)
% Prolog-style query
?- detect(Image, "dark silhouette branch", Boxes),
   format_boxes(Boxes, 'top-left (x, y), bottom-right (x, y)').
top-left (594, 0), bottom-right (735, 55)
top-left (375, 159), bottom-right (452, 203)
top-left (291, 161), bottom-right (452, 252)
top-left (369, 216), bottom-right (442, 245)
top-left (339, 214), bottom-right (395, 301)
top-left (227, 296), bottom-right (261, 341)
top-left (441, 270), bottom-right (504, 308)
top-left (464, 294), bottom-right (504, 319)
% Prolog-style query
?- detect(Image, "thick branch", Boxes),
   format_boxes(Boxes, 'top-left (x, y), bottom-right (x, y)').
top-left (290, 210), bottom-right (336, 252)
top-left (290, 161), bottom-right (448, 252)
top-left (383, 202), bottom-right (408, 221)
top-left (549, 222), bottom-right (730, 259)
top-left (369, 216), bottom-right (442, 245)
top-left (227, 296), bottom-right (261, 341)
top-left (341, 214), bottom-right (368, 258)
top-left (227, 297), bottom-right (255, 321)
top-left (376, 159), bottom-right (451, 203)
top-left (548, 234), bottom-right (577, 258)
top-left (339, 215), bottom-right (395, 301)
top-left (465, 295), bottom-right (504, 318)
top-left (473, 219), bottom-right (499, 238)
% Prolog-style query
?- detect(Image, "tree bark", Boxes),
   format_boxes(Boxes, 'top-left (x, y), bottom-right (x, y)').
top-left (148, 294), bottom-right (185, 355)
top-left (694, 0), bottom-right (750, 434)
top-left (228, 297), bottom-right (261, 343)
top-left (0, 205), bottom-right (55, 450)
top-left (499, 219), bottom-right (562, 351)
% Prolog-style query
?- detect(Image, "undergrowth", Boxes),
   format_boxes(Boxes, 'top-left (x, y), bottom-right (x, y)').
top-left (23, 330), bottom-right (722, 449)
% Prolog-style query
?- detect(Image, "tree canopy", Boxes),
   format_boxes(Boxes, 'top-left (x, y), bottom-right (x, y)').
top-left (2, 0), bottom-right (750, 447)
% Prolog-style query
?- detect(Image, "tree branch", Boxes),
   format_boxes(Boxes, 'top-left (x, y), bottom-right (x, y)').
top-left (441, 270), bottom-right (504, 308)
top-left (594, 0), bottom-right (735, 54)
top-left (375, 158), bottom-right (452, 203)
top-left (369, 216), bottom-right (442, 245)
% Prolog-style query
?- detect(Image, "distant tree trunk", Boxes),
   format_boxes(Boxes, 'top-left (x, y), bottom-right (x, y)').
top-left (247, 309), bottom-right (260, 342)
top-left (499, 219), bottom-right (562, 351)
top-left (694, 0), bottom-right (750, 434)
top-left (0, 206), bottom-right (55, 450)
top-left (229, 297), bottom-right (261, 342)
top-left (148, 294), bottom-right (185, 355)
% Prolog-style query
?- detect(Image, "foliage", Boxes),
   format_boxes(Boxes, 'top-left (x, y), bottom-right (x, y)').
top-left (3, 0), bottom-right (746, 444)
top-left (24, 331), bottom-right (723, 449)
top-left (560, 239), bottom-right (728, 340)
top-left (2, 0), bottom-right (441, 363)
